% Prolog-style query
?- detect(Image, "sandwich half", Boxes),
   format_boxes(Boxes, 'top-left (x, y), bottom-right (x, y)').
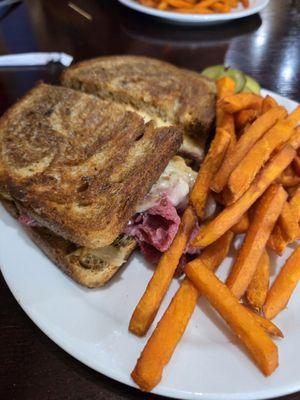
top-left (62, 55), bottom-right (216, 164)
top-left (0, 83), bottom-right (183, 287)
top-left (1, 57), bottom-right (215, 288)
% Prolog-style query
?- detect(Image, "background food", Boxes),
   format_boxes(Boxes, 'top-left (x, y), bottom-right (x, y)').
top-left (137, 0), bottom-right (250, 14)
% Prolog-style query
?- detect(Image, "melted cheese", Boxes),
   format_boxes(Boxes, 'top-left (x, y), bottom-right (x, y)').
top-left (74, 243), bottom-right (128, 267)
top-left (124, 104), bottom-right (167, 127)
top-left (125, 105), bottom-right (205, 161)
top-left (137, 155), bottom-right (197, 213)
top-left (180, 134), bottom-right (205, 161)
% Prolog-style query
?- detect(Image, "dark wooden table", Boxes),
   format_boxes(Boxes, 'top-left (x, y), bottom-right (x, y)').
top-left (0, 1), bottom-right (299, 399)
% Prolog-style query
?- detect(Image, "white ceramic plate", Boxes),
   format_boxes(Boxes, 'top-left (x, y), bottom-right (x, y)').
top-left (117, 0), bottom-right (270, 25)
top-left (0, 89), bottom-right (299, 400)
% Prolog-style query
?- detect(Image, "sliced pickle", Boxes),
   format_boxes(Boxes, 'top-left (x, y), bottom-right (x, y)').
top-left (201, 65), bottom-right (225, 80)
top-left (243, 74), bottom-right (261, 94)
top-left (201, 65), bottom-right (260, 94)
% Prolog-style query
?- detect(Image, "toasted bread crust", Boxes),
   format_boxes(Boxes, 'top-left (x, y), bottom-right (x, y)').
top-left (1, 83), bottom-right (182, 248)
top-left (1, 198), bottom-right (137, 288)
top-left (62, 55), bottom-right (216, 136)
top-left (24, 226), bottom-right (136, 288)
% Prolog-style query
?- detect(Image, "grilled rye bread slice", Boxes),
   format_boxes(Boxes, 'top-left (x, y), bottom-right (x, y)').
top-left (61, 55), bottom-right (216, 137)
top-left (0, 198), bottom-right (136, 288)
top-left (0, 83), bottom-right (182, 248)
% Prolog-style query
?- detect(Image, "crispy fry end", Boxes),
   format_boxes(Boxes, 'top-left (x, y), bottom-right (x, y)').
top-left (131, 278), bottom-right (199, 391)
top-left (129, 207), bottom-right (196, 336)
top-left (246, 251), bottom-right (270, 312)
top-left (185, 261), bottom-right (278, 376)
top-left (264, 246), bottom-right (300, 320)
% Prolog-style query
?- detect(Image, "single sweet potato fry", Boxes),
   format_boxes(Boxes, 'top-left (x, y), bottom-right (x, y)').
top-left (289, 187), bottom-right (300, 216)
top-left (217, 76), bottom-right (235, 99)
top-left (267, 224), bottom-right (287, 256)
top-left (218, 93), bottom-right (263, 114)
top-left (235, 109), bottom-right (258, 131)
top-left (264, 246), bottom-right (300, 320)
top-left (240, 0), bottom-right (249, 7)
top-left (228, 111), bottom-right (299, 201)
top-left (268, 187), bottom-right (300, 255)
top-left (226, 184), bottom-right (287, 299)
top-left (216, 77), bottom-right (236, 151)
top-left (157, 1), bottom-right (169, 10)
top-left (131, 231), bottom-right (234, 391)
top-left (131, 278), bottom-right (198, 392)
top-left (190, 128), bottom-right (231, 219)
top-left (129, 207), bottom-right (196, 336)
top-left (200, 230), bottom-right (234, 269)
top-left (262, 95), bottom-right (278, 113)
top-left (278, 201), bottom-right (299, 242)
top-left (185, 261), bottom-right (278, 376)
top-left (193, 144), bottom-right (296, 248)
top-left (211, 106), bottom-right (287, 193)
top-left (218, 113), bottom-right (235, 142)
top-left (231, 212), bottom-right (250, 234)
top-left (246, 251), bottom-right (270, 312)
top-left (246, 307), bottom-right (283, 338)
top-left (199, 231), bottom-right (282, 337)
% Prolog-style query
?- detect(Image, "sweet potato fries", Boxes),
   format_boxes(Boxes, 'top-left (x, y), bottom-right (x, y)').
top-left (132, 231), bottom-right (233, 391)
top-left (131, 74), bottom-right (300, 392)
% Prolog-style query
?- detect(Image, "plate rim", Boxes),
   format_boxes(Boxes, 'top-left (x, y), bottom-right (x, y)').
top-left (1, 88), bottom-right (300, 400)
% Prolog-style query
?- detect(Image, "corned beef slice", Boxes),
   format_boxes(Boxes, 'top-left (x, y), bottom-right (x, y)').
top-left (125, 197), bottom-right (180, 254)
top-left (18, 215), bottom-right (41, 227)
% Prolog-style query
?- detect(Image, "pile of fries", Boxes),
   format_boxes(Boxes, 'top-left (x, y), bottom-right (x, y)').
top-left (137, 0), bottom-right (249, 14)
top-left (130, 75), bottom-right (300, 391)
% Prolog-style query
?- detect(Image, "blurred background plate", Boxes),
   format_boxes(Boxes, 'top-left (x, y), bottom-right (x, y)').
top-left (117, 0), bottom-right (270, 25)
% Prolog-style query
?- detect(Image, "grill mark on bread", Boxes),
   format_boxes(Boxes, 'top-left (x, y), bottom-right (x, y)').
top-left (1, 83), bottom-right (182, 248)
top-left (1, 197), bottom-right (137, 288)
top-left (62, 55), bottom-right (216, 136)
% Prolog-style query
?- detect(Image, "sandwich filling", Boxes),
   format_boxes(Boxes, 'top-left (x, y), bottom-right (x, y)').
top-left (125, 156), bottom-right (197, 262)
top-left (123, 101), bottom-right (205, 165)
top-left (18, 156), bottom-right (197, 265)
